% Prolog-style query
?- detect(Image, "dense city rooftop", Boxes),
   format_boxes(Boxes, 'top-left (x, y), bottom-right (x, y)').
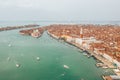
top-left (47, 24), bottom-right (120, 62)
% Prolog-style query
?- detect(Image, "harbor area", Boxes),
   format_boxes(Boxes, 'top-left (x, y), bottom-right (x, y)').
top-left (46, 24), bottom-right (120, 79)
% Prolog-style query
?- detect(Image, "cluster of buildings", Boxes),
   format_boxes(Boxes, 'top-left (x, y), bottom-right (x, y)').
top-left (48, 24), bottom-right (120, 79)
top-left (19, 27), bottom-right (44, 38)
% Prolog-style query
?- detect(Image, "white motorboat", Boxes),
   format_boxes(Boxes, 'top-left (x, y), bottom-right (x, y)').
top-left (36, 57), bottom-right (40, 61)
top-left (7, 57), bottom-right (11, 61)
top-left (8, 44), bottom-right (12, 47)
top-left (63, 65), bottom-right (69, 69)
top-left (16, 64), bottom-right (20, 68)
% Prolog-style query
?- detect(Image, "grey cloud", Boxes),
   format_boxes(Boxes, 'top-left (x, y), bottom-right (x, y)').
top-left (0, 0), bottom-right (120, 21)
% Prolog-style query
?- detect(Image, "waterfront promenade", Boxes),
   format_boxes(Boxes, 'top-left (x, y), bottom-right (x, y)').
top-left (71, 42), bottom-right (115, 68)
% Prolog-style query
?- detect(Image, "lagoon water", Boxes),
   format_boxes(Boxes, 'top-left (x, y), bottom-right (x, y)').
top-left (0, 21), bottom-right (115, 80)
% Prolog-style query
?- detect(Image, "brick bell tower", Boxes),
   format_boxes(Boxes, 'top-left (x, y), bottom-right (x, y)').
top-left (80, 27), bottom-right (83, 38)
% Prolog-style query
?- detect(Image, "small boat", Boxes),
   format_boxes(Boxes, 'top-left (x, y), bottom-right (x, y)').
top-left (63, 65), bottom-right (69, 69)
top-left (8, 44), bottom-right (12, 47)
top-left (83, 53), bottom-right (87, 56)
top-left (102, 66), bottom-right (108, 69)
top-left (36, 57), bottom-right (40, 61)
top-left (96, 63), bottom-right (103, 67)
top-left (7, 57), bottom-right (11, 61)
top-left (61, 73), bottom-right (65, 76)
top-left (81, 78), bottom-right (84, 80)
top-left (16, 64), bottom-right (20, 68)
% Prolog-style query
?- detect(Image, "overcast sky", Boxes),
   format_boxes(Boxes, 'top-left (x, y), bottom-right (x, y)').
top-left (0, 0), bottom-right (120, 21)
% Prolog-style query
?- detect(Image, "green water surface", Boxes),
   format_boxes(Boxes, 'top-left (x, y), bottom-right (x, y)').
top-left (0, 30), bottom-right (114, 80)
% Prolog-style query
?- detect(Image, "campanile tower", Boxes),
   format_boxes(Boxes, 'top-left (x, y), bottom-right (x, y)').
top-left (80, 27), bottom-right (83, 38)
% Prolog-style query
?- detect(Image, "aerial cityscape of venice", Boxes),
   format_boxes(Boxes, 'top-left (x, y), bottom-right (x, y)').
top-left (0, 0), bottom-right (120, 80)
top-left (0, 23), bottom-right (120, 80)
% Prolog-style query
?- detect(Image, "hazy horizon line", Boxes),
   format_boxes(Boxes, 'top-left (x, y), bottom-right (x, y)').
top-left (0, 20), bottom-right (120, 22)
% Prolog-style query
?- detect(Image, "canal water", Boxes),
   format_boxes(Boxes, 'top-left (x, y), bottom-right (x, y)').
top-left (0, 28), bottom-right (114, 80)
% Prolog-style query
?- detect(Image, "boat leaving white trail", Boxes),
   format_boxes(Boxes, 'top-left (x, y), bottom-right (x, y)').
top-left (8, 44), bottom-right (12, 47)
top-left (63, 65), bottom-right (69, 69)
top-left (16, 63), bottom-right (20, 68)
top-left (36, 57), bottom-right (40, 61)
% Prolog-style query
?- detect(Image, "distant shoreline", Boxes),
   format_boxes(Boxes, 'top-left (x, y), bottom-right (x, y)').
top-left (0, 24), bottom-right (39, 32)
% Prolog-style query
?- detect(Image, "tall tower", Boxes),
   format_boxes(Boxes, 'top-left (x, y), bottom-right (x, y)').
top-left (80, 27), bottom-right (83, 38)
